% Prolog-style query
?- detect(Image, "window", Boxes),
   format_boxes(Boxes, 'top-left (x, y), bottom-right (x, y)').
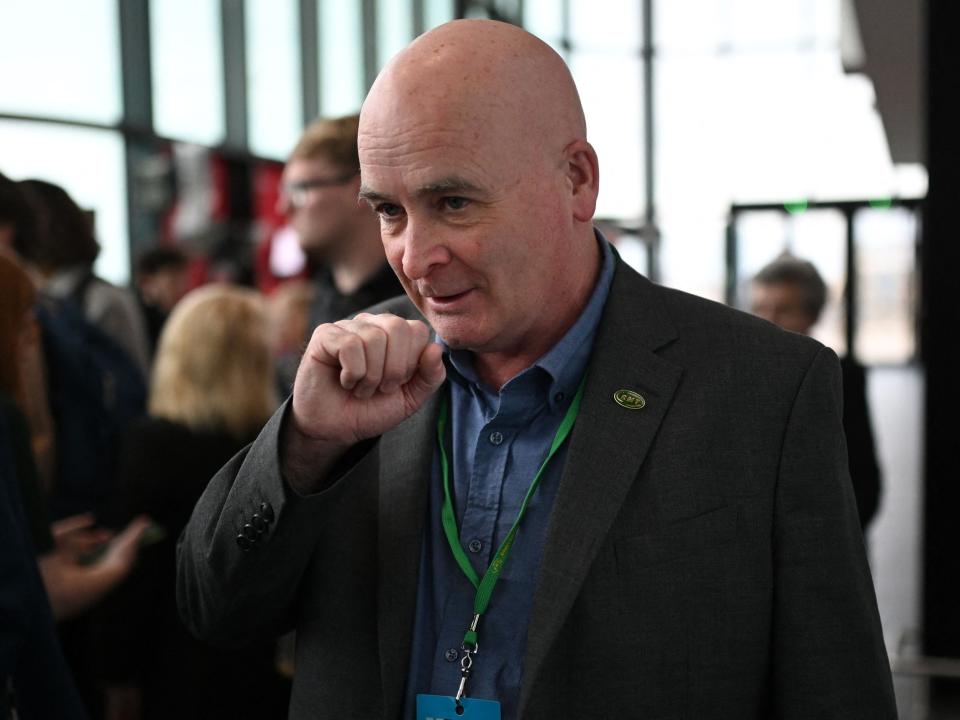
top-left (0, 121), bottom-right (129, 284)
top-left (246, 0), bottom-right (303, 159)
top-left (151, 0), bottom-right (225, 145)
top-left (0, 0), bottom-right (121, 123)
top-left (570, 52), bottom-right (644, 221)
top-left (378, 0), bottom-right (414, 69)
top-left (855, 207), bottom-right (918, 364)
top-left (424, 0), bottom-right (455, 30)
top-left (320, 0), bottom-right (365, 117)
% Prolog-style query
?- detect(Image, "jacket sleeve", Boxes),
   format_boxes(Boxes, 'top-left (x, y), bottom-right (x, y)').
top-left (175, 398), bottom-right (374, 647)
top-left (770, 346), bottom-right (896, 718)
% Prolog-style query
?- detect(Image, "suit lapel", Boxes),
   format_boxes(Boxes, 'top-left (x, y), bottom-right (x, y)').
top-left (377, 391), bottom-right (441, 719)
top-left (519, 264), bottom-right (683, 714)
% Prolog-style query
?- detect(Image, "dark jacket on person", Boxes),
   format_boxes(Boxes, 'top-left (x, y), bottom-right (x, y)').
top-left (99, 417), bottom-right (289, 719)
top-left (178, 258), bottom-right (895, 719)
top-left (0, 396), bottom-right (87, 720)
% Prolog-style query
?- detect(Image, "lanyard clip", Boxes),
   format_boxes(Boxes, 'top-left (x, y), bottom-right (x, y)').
top-left (455, 669), bottom-right (470, 703)
top-left (455, 645), bottom-right (475, 703)
top-left (456, 614), bottom-right (481, 704)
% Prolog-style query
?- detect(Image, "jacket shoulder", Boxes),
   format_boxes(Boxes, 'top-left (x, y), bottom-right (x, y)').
top-left (651, 279), bottom-right (827, 366)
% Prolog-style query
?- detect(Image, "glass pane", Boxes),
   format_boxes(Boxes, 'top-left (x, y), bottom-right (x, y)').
top-left (378, 0), bottom-right (414, 68)
top-left (424, 0), bottom-right (455, 29)
top-left (729, 0), bottom-right (803, 50)
top-left (0, 120), bottom-right (129, 284)
top-left (0, 0), bottom-right (121, 123)
top-left (734, 209), bottom-right (847, 354)
top-left (658, 212), bottom-right (727, 302)
top-left (523, 0), bottom-right (565, 55)
top-left (320, 0), bottom-right (365, 117)
top-left (151, 0), bottom-right (225, 145)
top-left (736, 211), bottom-right (789, 289)
top-left (655, 0), bottom-right (727, 54)
top-left (654, 0), bottom-right (899, 312)
top-left (657, 51), bottom-right (897, 216)
top-left (854, 207), bottom-right (918, 364)
top-left (734, 210), bottom-right (788, 311)
top-left (570, 0), bottom-right (640, 52)
top-left (569, 52), bottom-right (644, 221)
top-left (657, 0), bottom-right (839, 55)
top-left (246, 0), bottom-right (303, 159)
top-left (791, 209), bottom-right (847, 355)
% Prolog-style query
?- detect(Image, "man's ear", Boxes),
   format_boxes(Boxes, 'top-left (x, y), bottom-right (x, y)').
top-left (564, 139), bottom-right (599, 222)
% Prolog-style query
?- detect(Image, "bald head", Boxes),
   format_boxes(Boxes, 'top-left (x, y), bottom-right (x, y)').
top-left (361, 20), bottom-right (586, 170)
top-left (356, 20), bottom-right (601, 385)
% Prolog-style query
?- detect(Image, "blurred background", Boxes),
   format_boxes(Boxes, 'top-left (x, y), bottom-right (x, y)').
top-left (1, 0), bottom-right (957, 718)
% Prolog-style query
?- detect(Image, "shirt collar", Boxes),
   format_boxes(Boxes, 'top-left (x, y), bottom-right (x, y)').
top-left (441, 231), bottom-right (616, 413)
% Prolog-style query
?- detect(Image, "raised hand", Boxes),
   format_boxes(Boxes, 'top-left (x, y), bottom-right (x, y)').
top-left (282, 313), bottom-right (445, 492)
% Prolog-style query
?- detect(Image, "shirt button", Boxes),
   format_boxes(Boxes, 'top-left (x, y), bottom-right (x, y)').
top-left (445, 648), bottom-right (459, 662)
top-left (488, 431), bottom-right (503, 445)
top-left (554, 391), bottom-right (565, 403)
top-left (468, 539), bottom-right (483, 553)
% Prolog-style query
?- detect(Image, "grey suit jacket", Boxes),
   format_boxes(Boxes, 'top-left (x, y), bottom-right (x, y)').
top-left (177, 259), bottom-right (896, 719)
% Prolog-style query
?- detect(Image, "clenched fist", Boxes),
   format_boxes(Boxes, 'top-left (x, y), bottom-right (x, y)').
top-left (281, 313), bottom-right (445, 492)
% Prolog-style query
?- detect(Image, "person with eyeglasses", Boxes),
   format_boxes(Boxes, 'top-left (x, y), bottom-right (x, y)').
top-left (278, 114), bottom-right (403, 337)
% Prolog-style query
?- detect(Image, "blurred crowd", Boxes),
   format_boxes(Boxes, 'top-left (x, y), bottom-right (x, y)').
top-left (0, 113), bottom-right (404, 720)
top-left (0, 172), bottom-right (297, 719)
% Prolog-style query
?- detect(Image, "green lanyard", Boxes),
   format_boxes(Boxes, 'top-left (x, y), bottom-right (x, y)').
top-left (436, 376), bottom-right (586, 701)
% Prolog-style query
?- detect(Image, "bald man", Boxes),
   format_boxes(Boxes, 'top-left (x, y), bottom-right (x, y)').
top-left (178, 20), bottom-right (896, 720)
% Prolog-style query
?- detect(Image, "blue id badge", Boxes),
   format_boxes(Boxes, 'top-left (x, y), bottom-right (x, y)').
top-left (416, 694), bottom-right (501, 720)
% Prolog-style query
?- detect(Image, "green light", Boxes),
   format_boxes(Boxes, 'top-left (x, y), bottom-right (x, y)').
top-left (784, 200), bottom-right (808, 214)
top-left (869, 198), bottom-right (893, 209)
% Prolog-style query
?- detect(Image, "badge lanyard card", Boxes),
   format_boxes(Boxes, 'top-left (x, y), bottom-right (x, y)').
top-left (416, 378), bottom-right (586, 720)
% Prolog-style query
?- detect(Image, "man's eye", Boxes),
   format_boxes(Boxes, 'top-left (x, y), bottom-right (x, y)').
top-left (442, 197), bottom-right (470, 211)
top-left (375, 203), bottom-right (403, 218)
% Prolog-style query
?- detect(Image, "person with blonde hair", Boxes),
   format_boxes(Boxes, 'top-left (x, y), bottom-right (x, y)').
top-left (148, 284), bottom-right (278, 438)
top-left (100, 284), bottom-right (288, 720)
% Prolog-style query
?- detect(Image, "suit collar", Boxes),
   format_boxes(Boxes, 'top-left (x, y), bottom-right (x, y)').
top-left (376, 390), bottom-right (441, 719)
top-left (374, 260), bottom-right (682, 716)
top-left (519, 261), bottom-right (684, 714)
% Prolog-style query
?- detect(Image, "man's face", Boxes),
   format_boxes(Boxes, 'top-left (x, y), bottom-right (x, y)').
top-left (750, 281), bottom-right (815, 335)
top-left (279, 156), bottom-right (360, 259)
top-left (358, 117), bottom-right (572, 358)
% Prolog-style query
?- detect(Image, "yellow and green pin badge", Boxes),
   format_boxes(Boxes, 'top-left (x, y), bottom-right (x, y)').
top-left (613, 389), bottom-right (646, 410)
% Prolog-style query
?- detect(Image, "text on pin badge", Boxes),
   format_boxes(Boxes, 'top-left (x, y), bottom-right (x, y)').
top-left (613, 389), bottom-right (646, 410)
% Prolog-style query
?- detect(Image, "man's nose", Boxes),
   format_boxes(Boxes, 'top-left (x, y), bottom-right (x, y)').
top-left (400, 218), bottom-right (450, 280)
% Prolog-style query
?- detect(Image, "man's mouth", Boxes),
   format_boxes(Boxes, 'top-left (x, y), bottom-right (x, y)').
top-left (422, 288), bottom-right (473, 308)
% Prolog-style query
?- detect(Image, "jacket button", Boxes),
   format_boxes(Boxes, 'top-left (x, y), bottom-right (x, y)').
top-left (236, 534), bottom-right (252, 551)
top-left (251, 514), bottom-right (268, 533)
top-left (260, 502), bottom-right (275, 522)
top-left (241, 523), bottom-right (259, 541)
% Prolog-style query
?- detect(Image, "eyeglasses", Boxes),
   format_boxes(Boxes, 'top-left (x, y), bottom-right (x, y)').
top-left (281, 172), bottom-right (358, 208)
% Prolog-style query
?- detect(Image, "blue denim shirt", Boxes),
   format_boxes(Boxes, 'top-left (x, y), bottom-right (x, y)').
top-left (403, 238), bottom-right (615, 719)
